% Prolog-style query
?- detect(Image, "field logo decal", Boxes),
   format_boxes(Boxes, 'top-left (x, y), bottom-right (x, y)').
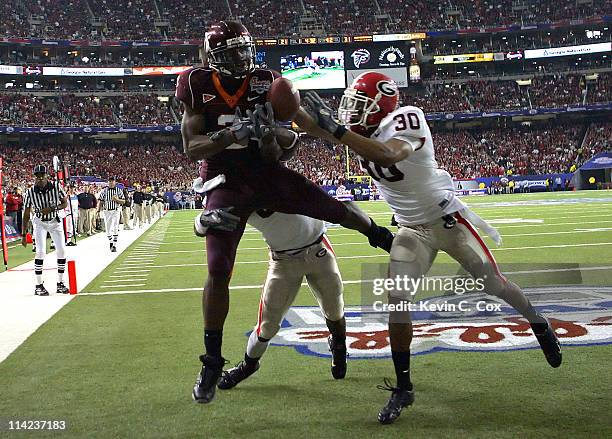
top-left (268, 286), bottom-right (612, 359)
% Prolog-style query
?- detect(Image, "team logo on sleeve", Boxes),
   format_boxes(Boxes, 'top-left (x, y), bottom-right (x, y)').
top-left (351, 49), bottom-right (370, 68)
top-left (202, 93), bottom-right (216, 104)
top-left (376, 80), bottom-right (398, 97)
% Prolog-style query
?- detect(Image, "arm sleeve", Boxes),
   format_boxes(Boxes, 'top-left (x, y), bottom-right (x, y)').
top-left (23, 192), bottom-right (31, 208)
top-left (176, 68), bottom-right (208, 112)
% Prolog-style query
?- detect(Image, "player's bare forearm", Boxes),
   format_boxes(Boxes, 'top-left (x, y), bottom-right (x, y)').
top-left (181, 103), bottom-right (230, 161)
top-left (58, 198), bottom-right (68, 210)
top-left (339, 133), bottom-right (411, 167)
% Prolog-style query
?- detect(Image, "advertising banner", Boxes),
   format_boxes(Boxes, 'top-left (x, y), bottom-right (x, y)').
top-left (43, 67), bottom-right (129, 76)
top-left (346, 67), bottom-right (407, 88)
top-left (433, 53), bottom-right (494, 64)
top-left (0, 65), bottom-right (23, 75)
top-left (524, 42), bottom-right (611, 59)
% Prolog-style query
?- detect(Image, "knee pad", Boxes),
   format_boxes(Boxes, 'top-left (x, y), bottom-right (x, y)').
top-left (390, 231), bottom-right (421, 264)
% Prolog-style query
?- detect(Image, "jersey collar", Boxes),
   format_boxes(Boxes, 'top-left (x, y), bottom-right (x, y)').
top-left (212, 71), bottom-right (250, 109)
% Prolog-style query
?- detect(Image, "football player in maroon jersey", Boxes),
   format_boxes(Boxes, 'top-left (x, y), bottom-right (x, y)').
top-left (176, 21), bottom-right (394, 404)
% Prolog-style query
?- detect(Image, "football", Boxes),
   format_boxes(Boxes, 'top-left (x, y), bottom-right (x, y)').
top-left (267, 77), bottom-right (300, 122)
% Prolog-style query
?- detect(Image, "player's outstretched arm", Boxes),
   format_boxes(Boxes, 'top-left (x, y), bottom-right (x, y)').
top-left (300, 92), bottom-right (412, 167)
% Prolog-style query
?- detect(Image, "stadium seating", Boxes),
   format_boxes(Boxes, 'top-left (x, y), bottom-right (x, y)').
top-left (475, 125), bottom-right (583, 175)
top-left (0, 143), bottom-right (195, 190)
top-left (0, 94), bottom-right (176, 126)
top-left (0, 0), bottom-right (606, 40)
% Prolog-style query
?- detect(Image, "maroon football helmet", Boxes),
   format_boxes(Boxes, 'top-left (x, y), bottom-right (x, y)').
top-left (205, 21), bottom-right (256, 79)
top-left (338, 71), bottom-right (399, 136)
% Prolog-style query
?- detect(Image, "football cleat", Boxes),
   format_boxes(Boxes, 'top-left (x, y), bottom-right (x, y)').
top-left (111, 244), bottom-right (117, 253)
top-left (192, 354), bottom-right (226, 403)
top-left (531, 315), bottom-right (562, 368)
top-left (377, 378), bottom-right (415, 425)
top-left (35, 284), bottom-right (49, 296)
top-left (328, 336), bottom-right (347, 379)
top-left (217, 360), bottom-right (260, 390)
top-left (56, 282), bottom-right (69, 294)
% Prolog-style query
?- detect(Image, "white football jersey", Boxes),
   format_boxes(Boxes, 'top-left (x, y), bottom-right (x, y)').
top-left (247, 211), bottom-right (326, 252)
top-left (361, 105), bottom-right (465, 225)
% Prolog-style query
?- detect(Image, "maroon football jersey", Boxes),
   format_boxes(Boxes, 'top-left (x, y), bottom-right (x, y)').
top-left (176, 67), bottom-right (280, 177)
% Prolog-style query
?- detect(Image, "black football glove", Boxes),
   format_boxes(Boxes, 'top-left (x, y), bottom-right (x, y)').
top-left (194, 207), bottom-right (241, 237)
top-left (303, 91), bottom-right (347, 139)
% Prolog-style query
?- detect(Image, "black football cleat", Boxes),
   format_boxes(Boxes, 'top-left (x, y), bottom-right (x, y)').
top-left (35, 284), bottom-right (49, 296)
top-left (531, 315), bottom-right (562, 368)
top-left (56, 282), bottom-right (69, 294)
top-left (217, 360), bottom-right (260, 390)
top-left (192, 354), bottom-right (226, 403)
top-left (377, 378), bottom-right (415, 425)
top-left (328, 336), bottom-right (347, 379)
top-left (111, 244), bottom-right (117, 253)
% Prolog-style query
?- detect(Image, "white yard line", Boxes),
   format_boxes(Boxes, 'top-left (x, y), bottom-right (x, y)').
top-left (79, 265), bottom-right (612, 296)
top-left (112, 242), bottom-right (612, 269)
top-left (0, 218), bottom-right (161, 363)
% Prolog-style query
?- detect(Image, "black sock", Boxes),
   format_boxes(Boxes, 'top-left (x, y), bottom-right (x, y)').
top-left (523, 300), bottom-right (547, 330)
top-left (391, 350), bottom-right (413, 391)
top-left (204, 329), bottom-right (223, 358)
top-left (326, 317), bottom-right (346, 345)
top-left (244, 353), bottom-right (260, 368)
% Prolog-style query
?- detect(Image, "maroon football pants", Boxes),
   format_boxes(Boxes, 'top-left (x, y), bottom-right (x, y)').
top-left (204, 163), bottom-right (348, 277)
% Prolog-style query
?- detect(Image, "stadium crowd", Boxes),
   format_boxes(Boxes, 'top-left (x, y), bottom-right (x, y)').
top-left (0, 143), bottom-right (195, 191)
top-left (1, 71), bottom-right (608, 127)
top-left (0, 0), bottom-right (606, 40)
top-left (4, 121), bottom-right (608, 194)
top-left (0, 93), bottom-right (176, 126)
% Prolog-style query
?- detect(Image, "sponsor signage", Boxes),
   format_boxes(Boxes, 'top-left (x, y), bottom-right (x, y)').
top-left (131, 66), bottom-right (191, 75)
top-left (271, 286), bottom-right (612, 358)
top-left (434, 53), bottom-right (494, 64)
top-left (346, 67), bottom-right (408, 88)
top-left (372, 33), bottom-right (426, 42)
top-left (0, 65), bottom-right (23, 75)
top-left (348, 44), bottom-right (407, 69)
top-left (524, 42), bottom-right (611, 59)
top-left (43, 66), bottom-right (129, 76)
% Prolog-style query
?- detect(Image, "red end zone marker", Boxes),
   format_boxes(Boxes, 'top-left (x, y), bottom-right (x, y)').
top-left (68, 260), bottom-right (78, 294)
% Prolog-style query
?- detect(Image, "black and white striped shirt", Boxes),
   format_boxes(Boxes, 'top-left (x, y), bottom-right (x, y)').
top-left (23, 182), bottom-right (67, 221)
top-left (99, 187), bottom-right (125, 211)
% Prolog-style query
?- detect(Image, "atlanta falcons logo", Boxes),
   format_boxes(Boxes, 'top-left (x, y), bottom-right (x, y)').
top-left (351, 49), bottom-right (371, 68)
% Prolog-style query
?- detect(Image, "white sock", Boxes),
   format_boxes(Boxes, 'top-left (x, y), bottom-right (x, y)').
top-left (246, 330), bottom-right (269, 359)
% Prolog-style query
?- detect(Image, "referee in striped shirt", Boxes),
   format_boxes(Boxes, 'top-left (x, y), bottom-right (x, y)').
top-left (21, 164), bottom-right (69, 296)
top-left (97, 176), bottom-right (126, 252)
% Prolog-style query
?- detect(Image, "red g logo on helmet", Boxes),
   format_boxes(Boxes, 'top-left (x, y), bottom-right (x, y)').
top-left (338, 72), bottom-right (399, 136)
top-left (376, 80), bottom-right (398, 97)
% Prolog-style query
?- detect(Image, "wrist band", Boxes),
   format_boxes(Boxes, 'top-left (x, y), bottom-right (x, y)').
top-left (333, 125), bottom-right (347, 140)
